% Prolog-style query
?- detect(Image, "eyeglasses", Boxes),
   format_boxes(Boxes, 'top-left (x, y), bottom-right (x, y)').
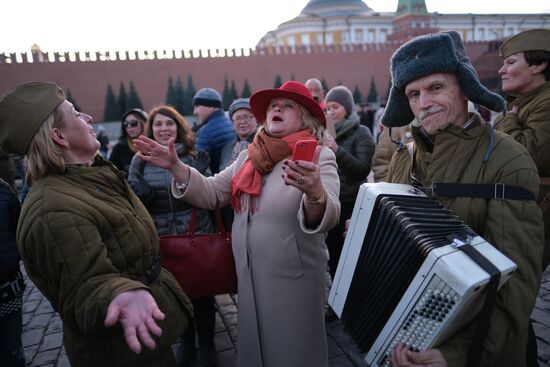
top-left (123, 120), bottom-right (140, 128)
top-left (233, 114), bottom-right (255, 122)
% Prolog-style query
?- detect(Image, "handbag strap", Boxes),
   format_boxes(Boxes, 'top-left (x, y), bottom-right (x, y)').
top-left (189, 205), bottom-right (227, 238)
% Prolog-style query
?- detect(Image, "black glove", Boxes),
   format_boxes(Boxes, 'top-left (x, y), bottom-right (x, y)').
top-left (193, 150), bottom-right (211, 174)
top-left (130, 171), bottom-right (153, 200)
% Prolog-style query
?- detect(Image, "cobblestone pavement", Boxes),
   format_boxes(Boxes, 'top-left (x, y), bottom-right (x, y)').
top-left (21, 266), bottom-right (550, 367)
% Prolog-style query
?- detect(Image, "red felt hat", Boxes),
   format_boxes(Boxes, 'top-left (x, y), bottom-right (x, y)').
top-left (250, 81), bottom-right (326, 127)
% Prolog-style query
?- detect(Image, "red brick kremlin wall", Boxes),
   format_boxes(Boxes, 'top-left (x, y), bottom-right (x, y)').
top-left (0, 41), bottom-right (500, 121)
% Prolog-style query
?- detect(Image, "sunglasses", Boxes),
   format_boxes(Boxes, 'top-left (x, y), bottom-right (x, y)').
top-left (123, 120), bottom-right (140, 128)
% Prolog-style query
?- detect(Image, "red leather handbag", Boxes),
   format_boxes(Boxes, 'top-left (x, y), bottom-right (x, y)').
top-left (159, 206), bottom-right (237, 298)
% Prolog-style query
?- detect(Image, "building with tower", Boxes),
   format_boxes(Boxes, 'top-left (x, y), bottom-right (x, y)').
top-left (257, 0), bottom-right (549, 47)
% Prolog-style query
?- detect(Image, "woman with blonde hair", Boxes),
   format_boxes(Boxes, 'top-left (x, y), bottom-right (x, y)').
top-left (0, 82), bottom-right (192, 367)
top-left (135, 81), bottom-right (341, 367)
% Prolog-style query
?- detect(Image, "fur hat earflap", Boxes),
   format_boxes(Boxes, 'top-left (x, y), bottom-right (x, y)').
top-left (382, 31), bottom-right (505, 127)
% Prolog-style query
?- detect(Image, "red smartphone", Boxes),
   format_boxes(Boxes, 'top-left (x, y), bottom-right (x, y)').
top-left (292, 139), bottom-right (317, 162)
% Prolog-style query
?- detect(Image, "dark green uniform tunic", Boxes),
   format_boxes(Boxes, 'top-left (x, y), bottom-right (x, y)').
top-left (17, 157), bottom-right (192, 367)
top-left (496, 82), bottom-right (550, 268)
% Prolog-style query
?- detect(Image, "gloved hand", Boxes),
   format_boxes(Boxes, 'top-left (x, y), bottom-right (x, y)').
top-left (130, 171), bottom-right (153, 200)
top-left (193, 150), bottom-right (211, 174)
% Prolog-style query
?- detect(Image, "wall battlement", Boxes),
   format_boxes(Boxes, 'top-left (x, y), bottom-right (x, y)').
top-left (0, 40), bottom-right (500, 121)
top-left (0, 40), bottom-right (496, 64)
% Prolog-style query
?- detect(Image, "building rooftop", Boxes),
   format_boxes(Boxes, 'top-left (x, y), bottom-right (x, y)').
top-left (300, 0), bottom-right (372, 17)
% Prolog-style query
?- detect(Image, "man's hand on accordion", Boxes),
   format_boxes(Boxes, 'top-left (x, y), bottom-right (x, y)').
top-left (391, 344), bottom-right (447, 367)
top-left (343, 218), bottom-right (351, 237)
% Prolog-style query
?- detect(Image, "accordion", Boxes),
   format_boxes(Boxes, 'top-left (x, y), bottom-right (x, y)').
top-left (328, 183), bottom-right (516, 367)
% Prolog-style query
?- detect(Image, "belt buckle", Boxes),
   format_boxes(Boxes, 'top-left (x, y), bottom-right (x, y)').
top-left (421, 183), bottom-right (435, 197)
top-left (494, 183), bottom-right (505, 200)
top-left (10, 278), bottom-right (22, 294)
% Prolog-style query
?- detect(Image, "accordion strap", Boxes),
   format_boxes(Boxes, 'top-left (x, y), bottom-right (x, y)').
top-left (428, 182), bottom-right (535, 201)
top-left (449, 236), bottom-right (501, 367)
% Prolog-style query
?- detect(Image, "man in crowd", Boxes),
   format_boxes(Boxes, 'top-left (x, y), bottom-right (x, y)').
top-left (383, 31), bottom-right (543, 367)
top-left (193, 88), bottom-right (236, 173)
top-left (305, 78), bottom-right (326, 110)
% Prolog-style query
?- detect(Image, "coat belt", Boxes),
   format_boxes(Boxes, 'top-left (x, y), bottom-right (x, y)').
top-left (137, 256), bottom-right (161, 285)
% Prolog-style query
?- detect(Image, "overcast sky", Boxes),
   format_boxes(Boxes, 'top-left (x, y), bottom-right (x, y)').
top-left (1, 0), bottom-right (549, 53)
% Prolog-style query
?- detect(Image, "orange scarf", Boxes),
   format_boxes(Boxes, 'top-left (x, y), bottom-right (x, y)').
top-left (231, 129), bottom-right (316, 212)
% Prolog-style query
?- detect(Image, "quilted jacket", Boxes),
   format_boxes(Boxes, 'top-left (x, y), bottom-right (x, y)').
top-left (17, 156), bottom-right (192, 367)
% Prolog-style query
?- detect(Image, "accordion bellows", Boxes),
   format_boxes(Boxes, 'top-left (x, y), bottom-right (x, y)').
top-left (328, 183), bottom-right (516, 367)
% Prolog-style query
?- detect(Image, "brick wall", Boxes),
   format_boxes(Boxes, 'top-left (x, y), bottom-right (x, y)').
top-left (0, 42), bottom-right (499, 121)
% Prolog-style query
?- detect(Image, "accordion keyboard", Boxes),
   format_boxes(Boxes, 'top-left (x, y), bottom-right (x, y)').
top-left (377, 274), bottom-right (460, 366)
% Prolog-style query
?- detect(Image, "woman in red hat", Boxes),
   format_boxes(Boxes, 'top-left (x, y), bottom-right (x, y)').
top-left (135, 81), bottom-right (341, 367)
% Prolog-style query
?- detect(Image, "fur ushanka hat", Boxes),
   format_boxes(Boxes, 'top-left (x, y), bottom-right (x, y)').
top-left (381, 31), bottom-right (505, 127)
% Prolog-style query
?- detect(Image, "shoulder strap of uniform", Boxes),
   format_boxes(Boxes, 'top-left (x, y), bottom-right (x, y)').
top-left (426, 182), bottom-right (535, 201)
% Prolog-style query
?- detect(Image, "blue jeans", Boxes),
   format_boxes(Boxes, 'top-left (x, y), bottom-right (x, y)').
top-left (0, 302), bottom-right (25, 367)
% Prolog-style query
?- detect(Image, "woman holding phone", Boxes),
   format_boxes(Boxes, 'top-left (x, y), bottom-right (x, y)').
top-left (135, 81), bottom-right (340, 367)
top-left (323, 85), bottom-right (375, 278)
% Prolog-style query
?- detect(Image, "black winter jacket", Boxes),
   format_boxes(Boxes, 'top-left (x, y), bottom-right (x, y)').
top-left (108, 137), bottom-right (136, 177)
top-left (334, 112), bottom-right (375, 203)
top-left (0, 178), bottom-right (21, 282)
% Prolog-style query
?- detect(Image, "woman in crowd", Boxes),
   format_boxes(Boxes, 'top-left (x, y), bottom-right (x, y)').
top-left (495, 30), bottom-right (550, 365)
top-left (128, 105), bottom-right (212, 235)
top-left (0, 82), bottom-right (192, 367)
top-left (109, 108), bottom-right (148, 176)
top-left (495, 29), bottom-right (550, 269)
top-left (323, 85), bottom-right (375, 278)
top-left (135, 81), bottom-right (340, 367)
top-left (127, 105), bottom-right (216, 367)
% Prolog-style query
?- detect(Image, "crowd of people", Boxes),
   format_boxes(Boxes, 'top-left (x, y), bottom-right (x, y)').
top-left (0, 27), bottom-right (548, 367)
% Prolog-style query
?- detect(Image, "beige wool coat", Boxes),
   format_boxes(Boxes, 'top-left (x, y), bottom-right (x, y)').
top-left (173, 147), bottom-right (340, 367)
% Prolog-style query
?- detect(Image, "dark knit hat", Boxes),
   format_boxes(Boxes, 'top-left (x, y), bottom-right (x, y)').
top-left (193, 88), bottom-right (222, 108)
top-left (228, 98), bottom-right (251, 120)
top-left (325, 86), bottom-right (354, 116)
top-left (0, 81), bottom-right (65, 155)
top-left (499, 29), bottom-right (550, 59)
top-left (382, 31), bottom-right (505, 127)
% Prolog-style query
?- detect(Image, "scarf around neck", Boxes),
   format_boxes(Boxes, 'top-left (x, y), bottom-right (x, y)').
top-left (230, 128), bottom-right (316, 212)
